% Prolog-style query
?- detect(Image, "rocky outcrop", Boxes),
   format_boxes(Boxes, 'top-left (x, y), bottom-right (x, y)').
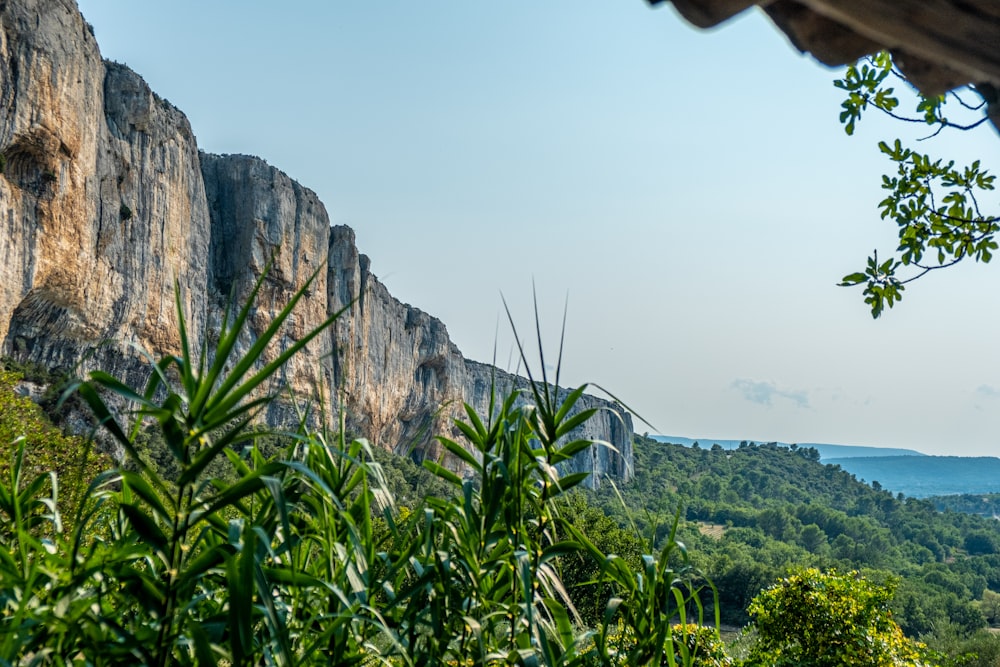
top-left (0, 0), bottom-right (633, 485)
top-left (327, 225), bottom-right (466, 458)
top-left (201, 152), bottom-right (336, 411)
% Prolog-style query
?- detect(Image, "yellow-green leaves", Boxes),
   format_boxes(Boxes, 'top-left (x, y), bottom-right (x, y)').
top-left (746, 569), bottom-right (934, 667)
top-left (833, 51), bottom-right (895, 136)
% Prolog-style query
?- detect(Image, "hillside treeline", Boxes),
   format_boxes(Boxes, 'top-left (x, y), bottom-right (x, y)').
top-left (582, 436), bottom-right (1000, 635)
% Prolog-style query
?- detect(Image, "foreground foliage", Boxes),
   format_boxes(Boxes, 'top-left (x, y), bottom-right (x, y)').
top-left (4, 272), bottom-right (987, 665)
top-left (0, 272), bottom-right (717, 666)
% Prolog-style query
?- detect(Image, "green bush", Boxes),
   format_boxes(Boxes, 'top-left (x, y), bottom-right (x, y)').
top-left (584, 622), bottom-right (734, 667)
top-left (920, 623), bottom-right (1000, 667)
top-left (745, 568), bottom-right (935, 667)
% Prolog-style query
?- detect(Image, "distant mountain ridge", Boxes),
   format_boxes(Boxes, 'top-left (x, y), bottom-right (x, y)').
top-left (824, 456), bottom-right (1000, 498)
top-left (651, 436), bottom-right (1000, 498)
top-left (651, 436), bottom-right (926, 460)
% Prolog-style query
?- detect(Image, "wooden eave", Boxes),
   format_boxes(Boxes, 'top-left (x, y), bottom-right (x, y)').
top-left (649, 0), bottom-right (1000, 129)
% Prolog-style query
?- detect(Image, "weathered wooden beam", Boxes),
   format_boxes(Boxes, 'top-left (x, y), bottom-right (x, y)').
top-left (975, 83), bottom-right (1000, 135)
top-left (646, 0), bottom-right (1000, 132)
top-left (798, 0), bottom-right (1000, 87)
top-left (764, 0), bottom-right (880, 66)
top-left (892, 50), bottom-right (970, 97)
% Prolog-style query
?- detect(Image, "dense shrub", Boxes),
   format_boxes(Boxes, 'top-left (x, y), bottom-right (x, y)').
top-left (0, 368), bottom-right (109, 520)
top-left (584, 622), bottom-right (733, 667)
top-left (745, 568), bottom-right (934, 667)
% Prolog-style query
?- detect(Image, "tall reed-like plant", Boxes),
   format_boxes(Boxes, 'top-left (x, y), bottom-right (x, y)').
top-left (0, 269), bottom-right (720, 666)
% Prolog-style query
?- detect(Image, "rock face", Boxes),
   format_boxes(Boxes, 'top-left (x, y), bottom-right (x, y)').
top-left (0, 0), bottom-right (633, 485)
top-left (0, 0), bottom-right (210, 389)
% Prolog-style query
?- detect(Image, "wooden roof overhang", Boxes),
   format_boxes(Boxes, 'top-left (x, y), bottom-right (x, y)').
top-left (648, 0), bottom-right (1000, 129)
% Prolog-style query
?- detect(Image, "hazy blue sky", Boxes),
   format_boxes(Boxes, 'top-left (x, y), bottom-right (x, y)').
top-left (76, 1), bottom-right (1000, 456)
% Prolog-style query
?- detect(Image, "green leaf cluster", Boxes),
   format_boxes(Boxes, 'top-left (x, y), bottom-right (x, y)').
top-left (833, 52), bottom-right (997, 317)
top-left (834, 51), bottom-right (897, 136)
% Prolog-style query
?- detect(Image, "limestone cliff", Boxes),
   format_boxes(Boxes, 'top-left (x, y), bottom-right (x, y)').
top-left (0, 0), bottom-right (633, 485)
top-left (0, 0), bottom-right (210, 389)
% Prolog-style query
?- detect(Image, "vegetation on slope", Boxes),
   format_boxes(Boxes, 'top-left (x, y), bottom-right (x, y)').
top-left (585, 435), bottom-right (1000, 643)
top-left (929, 493), bottom-right (1000, 517)
top-left (0, 364), bottom-right (109, 521)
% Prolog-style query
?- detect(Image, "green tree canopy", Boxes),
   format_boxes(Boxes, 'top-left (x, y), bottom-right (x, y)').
top-left (746, 568), bottom-right (933, 667)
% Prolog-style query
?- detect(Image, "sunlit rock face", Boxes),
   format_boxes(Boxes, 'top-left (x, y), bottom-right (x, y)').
top-left (0, 1), bottom-right (210, 387)
top-left (0, 0), bottom-right (633, 486)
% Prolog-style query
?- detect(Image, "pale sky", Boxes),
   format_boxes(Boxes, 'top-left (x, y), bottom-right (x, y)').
top-left (75, 1), bottom-right (1000, 456)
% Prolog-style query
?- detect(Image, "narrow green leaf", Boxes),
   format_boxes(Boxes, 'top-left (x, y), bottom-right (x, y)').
top-left (123, 468), bottom-right (172, 508)
top-left (120, 504), bottom-right (168, 555)
top-left (227, 529), bottom-right (255, 664)
top-left (200, 466), bottom-right (283, 518)
top-left (436, 436), bottom-right (480, 470)
top-left (552, 385), bottom-right (588, 425)
top-left (552, 471), bottom-right (591, 493)
top-left (539, 541), bottom-right (583, 565)
top-left (423, 459), bottom-right (462, 486)
top-left (554, 408), bottom-right (597, 440)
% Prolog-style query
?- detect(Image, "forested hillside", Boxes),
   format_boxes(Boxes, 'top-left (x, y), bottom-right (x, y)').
top-left (584, 436), bottom-right (1000, 635)
top-left (931, 494), bottom-right (1000, 517)
top-left (650, 436), bottom-right (925, 460)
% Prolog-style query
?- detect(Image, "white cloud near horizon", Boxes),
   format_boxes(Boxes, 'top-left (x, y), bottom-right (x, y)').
top-left (732, 379), bottom-right (810, 408)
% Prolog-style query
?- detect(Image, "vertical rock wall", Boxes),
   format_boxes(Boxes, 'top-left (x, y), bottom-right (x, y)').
top-left (0, 0), bottom-right (210, 386)
top-left (0, 0), bottom-right (633, 486)
top-left (327, 225), bottom-right (467, 458)
top-left (201, 153), bottom-right (335, 406)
